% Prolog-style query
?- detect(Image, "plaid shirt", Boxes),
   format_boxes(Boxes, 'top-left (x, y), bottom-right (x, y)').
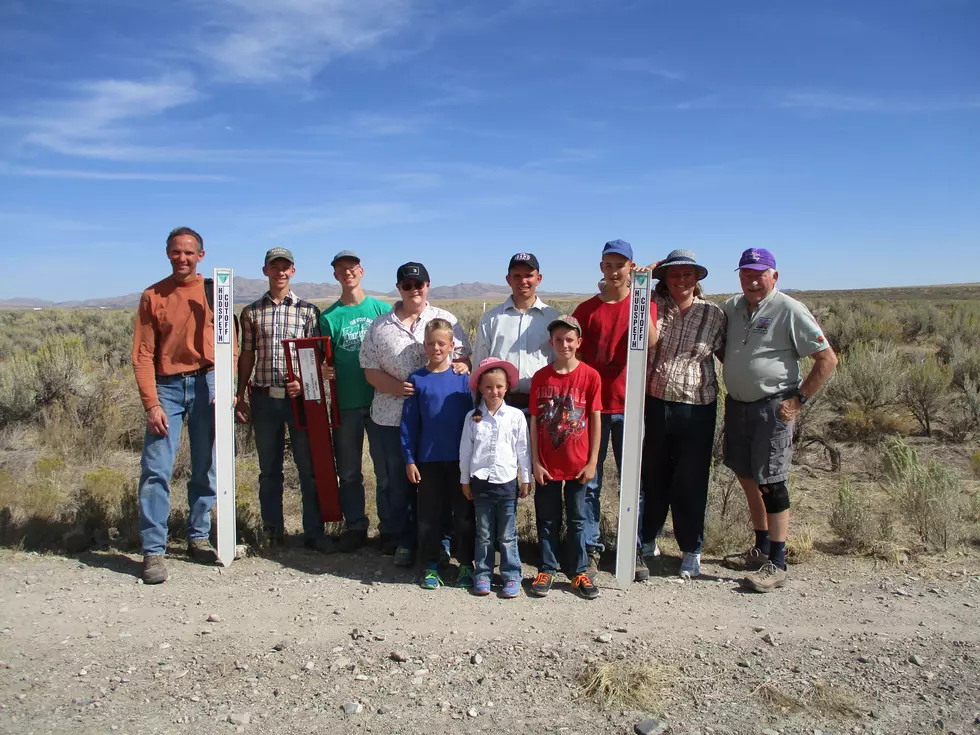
top-left (240, 290), bottom-right (321, 388)
top-left (647, 292), bottom-right (726, 405)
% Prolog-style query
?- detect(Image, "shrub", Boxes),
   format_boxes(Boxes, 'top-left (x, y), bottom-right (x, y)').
top-left (822, 301), bottom-right (900, 356)
top-left (829, 478), bottom-right (874, 550)
top-left (947, 377), bottom-right (980, 441)
top-left (826, 341), bottom-right (905, 439)
top-left (971, 450), bottom-right (980, 480)
top-left (901, 355), bottom-right (952, 437)
top-left (74, 468), bottom-right (138, 542)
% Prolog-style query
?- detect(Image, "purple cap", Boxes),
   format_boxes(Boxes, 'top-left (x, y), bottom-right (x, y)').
top-left (736, 248), bottom-right (776, 271)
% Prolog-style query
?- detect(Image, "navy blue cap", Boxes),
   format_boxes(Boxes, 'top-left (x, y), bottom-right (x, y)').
top-left (602, 239), bottom-right (633, 261)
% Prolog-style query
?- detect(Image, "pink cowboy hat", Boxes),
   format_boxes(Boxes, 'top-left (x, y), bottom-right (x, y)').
top-left (469, 357), bottom-right (519, 392)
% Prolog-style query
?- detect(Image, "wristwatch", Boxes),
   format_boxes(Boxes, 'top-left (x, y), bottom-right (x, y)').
top-left (796, 390), bottom-right (809, 405)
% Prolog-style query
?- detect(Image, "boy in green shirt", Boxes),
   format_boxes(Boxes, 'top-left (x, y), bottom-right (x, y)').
top-left (320, 250), bottom-right (392, 552)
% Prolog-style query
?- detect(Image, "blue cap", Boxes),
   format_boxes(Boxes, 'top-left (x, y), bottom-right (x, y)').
top-left (602, 239), bottom-right (633, 261)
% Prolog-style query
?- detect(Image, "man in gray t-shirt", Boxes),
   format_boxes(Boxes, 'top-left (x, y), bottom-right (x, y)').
top-left (720, 248), bottom-right (838, 592)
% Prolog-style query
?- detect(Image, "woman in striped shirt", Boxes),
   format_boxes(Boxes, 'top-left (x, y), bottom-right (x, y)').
top-left (637, 249), bottom-right (726, 581)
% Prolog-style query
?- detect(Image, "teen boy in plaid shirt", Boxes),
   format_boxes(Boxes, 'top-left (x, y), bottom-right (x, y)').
top-left (235, 248), bottom-right (330, 551)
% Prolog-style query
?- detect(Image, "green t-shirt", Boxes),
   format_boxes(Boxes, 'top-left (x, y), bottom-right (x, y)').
top-left (320, 296), bottom-right (392, 410)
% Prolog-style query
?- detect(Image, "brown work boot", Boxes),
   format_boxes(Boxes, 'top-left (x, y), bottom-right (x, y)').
top-left (142, 555), bottom-right (169, 584)
top-left (744, 561), bottom-right (788, 593)
top-left (187, 537), bottom-right (218, 564)
top-left (586, 547), bottom-right (601, 580)
top-left (722, 546), bottom-right (767, 572)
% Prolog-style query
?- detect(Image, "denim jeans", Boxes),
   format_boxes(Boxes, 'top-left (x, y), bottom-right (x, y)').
top-left (374, 424), bottom-right (416, 549)
top-left (138, 372), bottom-right (216, 556)
top-left (535, 479), bottom-right (588, 575)
top-left (472, 479), bottom-right (521, 583)
top-left (251, 392), bottom-right (322, 540)
top-left (333, 406), bottom-right (388, 533)
top-left (640, 397), bottom-right (716, 554)
top-left (584, 412), bottom-right (624, 552)
top-left (417, 461), bottom-right (475, 567)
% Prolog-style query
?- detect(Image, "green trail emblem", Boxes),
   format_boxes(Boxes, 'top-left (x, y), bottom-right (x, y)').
top-left (218, 273), bottom-right (229, 284)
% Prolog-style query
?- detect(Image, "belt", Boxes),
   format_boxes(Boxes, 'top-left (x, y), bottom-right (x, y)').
top-left (728, 389), bottom-right (796, 405)
top-left (161, 365), bottom-right (213, 379)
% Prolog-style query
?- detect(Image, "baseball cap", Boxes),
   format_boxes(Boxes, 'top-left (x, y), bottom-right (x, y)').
top-left (330, 249), bottom-right (361, 267)
top-left (602, 239), bottom-right (633, 261)
top-left (736, 248), bottom-right (776, 271)
top-left (547, 314), bottom-right (582, 336)
top-left (396, 262), bottom-right (430, 283)
top-left (508, 252), bottom-right (540, 272)
top-left (264, 247), bottom-right (294, 264)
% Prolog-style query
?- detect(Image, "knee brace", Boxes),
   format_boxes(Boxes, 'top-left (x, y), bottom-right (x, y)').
top-left (759, 481), bottom-right (790, 514)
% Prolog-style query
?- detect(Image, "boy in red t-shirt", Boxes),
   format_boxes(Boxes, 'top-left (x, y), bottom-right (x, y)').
top-left (529, 315), bottom-right (602, 600)
top-left (572, 239), bottom-right (658, 581)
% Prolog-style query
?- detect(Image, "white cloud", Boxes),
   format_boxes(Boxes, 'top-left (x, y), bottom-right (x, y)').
top-left (595, 57), bottom-right (684, 81)
top-left (189, 0), bottom-right (421, 83)
top-left (12, 166), bottom-right (228, 182)
top-left (266, 201), bottom-right (443, 237)
top-left (781, 91), bottom-right (980, 113)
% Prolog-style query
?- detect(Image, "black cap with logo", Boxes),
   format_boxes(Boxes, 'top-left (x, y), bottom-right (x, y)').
top-left (396, 262), bottom-right (430, 283)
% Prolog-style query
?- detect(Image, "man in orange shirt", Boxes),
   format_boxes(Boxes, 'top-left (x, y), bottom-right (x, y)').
top-left (132, 227), bottom-right (221, 584)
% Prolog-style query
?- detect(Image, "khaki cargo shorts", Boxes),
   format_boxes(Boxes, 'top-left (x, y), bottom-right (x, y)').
top-left (722, 394), bottom-right (794, 485)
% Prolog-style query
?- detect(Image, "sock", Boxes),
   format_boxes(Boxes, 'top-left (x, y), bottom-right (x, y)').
top-left (768, 541), bottom-right (786, 570)
top-left (754, 529), bottom-right (771, 555)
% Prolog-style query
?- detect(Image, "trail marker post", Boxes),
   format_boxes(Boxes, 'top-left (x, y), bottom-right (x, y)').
top-left (614, 270), bottom-right (652, 589)
top-left (282, 337), bottom-right (343, 523)
top-left (213, 268), bottom-right (236, 567)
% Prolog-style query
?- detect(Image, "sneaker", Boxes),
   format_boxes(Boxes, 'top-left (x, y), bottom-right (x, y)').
top-left (303, 536), bottom-right (336, 554)
top-left (529, 571), bottom-right (554, 597)
top-left (641, 539), bottom-right (661, 559)
top-left (420, 565), bottom-right (443, 590)
top-left (472, 579), bottom-right (491, 596)
top-left (722, 546), bottom-right (767, 572)
top-left (142, 555), bottom-right (168, 584)
top-left (500, 578), bottom-right (521, 599)
top-left (571, 573), bottom-right (600, 600)
top-left (744, 561), bottom-right (787, 592)
top-left (393, 547), bottom-right (415, 567)
top-left (187, 537), bottom-right (218, 564)
top-left (634, 550), bottom-right (650, 582)
top-left (337, 529), bottom-right (367, 553)
top-left (379, 534), bottom-right (398, 556)
top-left (455, 564), bottom-right (474, 588)
top-left (586, 547), bottom-right (601, 579)
top-left (679, 552), bottom-right (701, 580)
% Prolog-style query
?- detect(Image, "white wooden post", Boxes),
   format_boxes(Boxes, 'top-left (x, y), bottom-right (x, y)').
top-left (614, 270), bottom-right (651, 589)
top-left (213, 268), bottom-right (236, 567)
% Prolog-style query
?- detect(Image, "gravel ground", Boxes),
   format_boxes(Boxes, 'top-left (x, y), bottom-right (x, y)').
top-left (1, 546), bottom-right (978, 735)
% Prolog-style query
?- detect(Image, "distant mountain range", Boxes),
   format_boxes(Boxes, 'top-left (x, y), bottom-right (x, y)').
top-left (0, 279), bottom-right (578, 309)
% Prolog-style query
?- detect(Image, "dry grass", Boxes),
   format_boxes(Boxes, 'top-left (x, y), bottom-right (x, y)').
top-left (752, 679), bottom-right (863, 719)
top-left (577, 660), bottom-right (674, 710)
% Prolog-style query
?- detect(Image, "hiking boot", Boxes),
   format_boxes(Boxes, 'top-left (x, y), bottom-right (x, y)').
top-left (142, 555), bottom-right (168, 584)
top-left (379, 534), bottom-right (398, 556)
top-left (744, 561), bottom-right (787, 592)
top-left (187, 537), bottom-right (218, 564)
top-left (393, 546), bottom-right (415, 567)
top-left (500, 578), bottom-right (521, 599)
top-left (304, 536), bottom-right (336, 554)
top-left (634, 550), bottom-right (650, 582)
top-left (679, 552), bottom-right (701, 580)
top-left (641, 539), bottom-right (661, 560)
top-left (723, 546), bottom-right (767, 572)
top-left (264, 527), bottom-right (285, 548)
top-left (420, 565), bottom-right (443, 590)
top-left (337, 529), bottom-right (367, 553)
top-left (529, 571), bottom-right (554, 597)
top-left (571, 573), bottom-right (600, 600)
top-left (455, 564), bottom-right (474, 588)
top-left (586, 547), bottom-right (602, 580)
top-left (472, 579), bottom-right (491, 596)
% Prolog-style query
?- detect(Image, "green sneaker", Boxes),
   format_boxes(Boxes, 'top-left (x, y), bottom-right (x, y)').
top-left (455, 564), bottom-right (474, 588)
top-left (420, 565), bottom-right (443, 590)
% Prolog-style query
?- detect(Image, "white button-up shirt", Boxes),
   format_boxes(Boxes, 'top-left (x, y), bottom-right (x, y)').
top-left (359, 302), bottom-right (472, 427)
top-left (459, 402), bottom-right (532, 485)
top-left (473, 296), bottom-right (560, 394)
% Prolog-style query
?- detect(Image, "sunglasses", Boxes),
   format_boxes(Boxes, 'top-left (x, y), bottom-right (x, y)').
top-left (399, 280), bottom-right (425, 291)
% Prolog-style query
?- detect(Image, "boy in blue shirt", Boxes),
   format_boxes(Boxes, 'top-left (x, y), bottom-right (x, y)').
top-left (400, 319), bottom-right (475, 588)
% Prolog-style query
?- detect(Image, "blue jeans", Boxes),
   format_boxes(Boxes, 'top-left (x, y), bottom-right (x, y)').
top-left (535, 479), bottom-right (588, 575)
top-left (472, 481), bottom-right (521, 583)
top-left (585, 413), bottom-right (624, 553)
top-left (251, 392), bottom-right (322, 540)
top-left (374, 424), bottom-right (416, 549)
top-left (333, 406), bottom-right (388, 533)
top-left (138, 372), bottom-right (216, 556)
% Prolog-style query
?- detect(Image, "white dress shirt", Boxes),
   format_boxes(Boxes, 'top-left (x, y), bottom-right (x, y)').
top-left (459, 401), bottom-right (532, 485)
top-left (473, 296), bottom-right (560, 394)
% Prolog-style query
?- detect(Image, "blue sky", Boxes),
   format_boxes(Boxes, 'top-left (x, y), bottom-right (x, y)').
top-left (1, 0), bottom-right (978, 300)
